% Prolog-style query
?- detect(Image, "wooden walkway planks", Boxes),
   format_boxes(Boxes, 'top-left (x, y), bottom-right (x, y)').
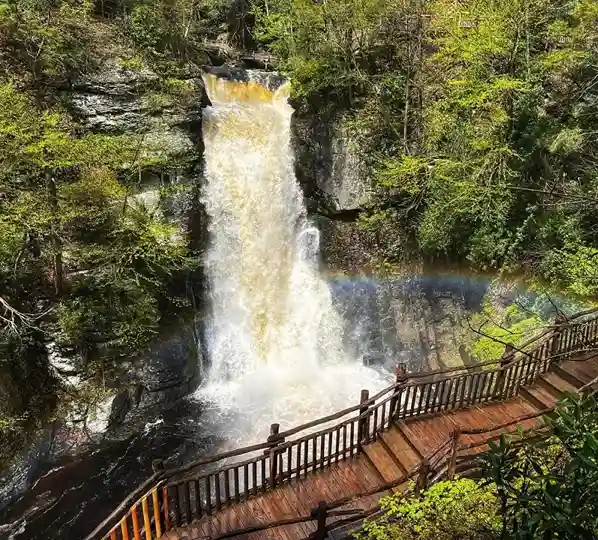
top-left (163, 353), bottom-right (598, 540)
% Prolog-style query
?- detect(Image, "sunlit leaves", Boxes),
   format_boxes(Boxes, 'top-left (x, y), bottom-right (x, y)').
top-left (357, 478), bottom-right (500, 540)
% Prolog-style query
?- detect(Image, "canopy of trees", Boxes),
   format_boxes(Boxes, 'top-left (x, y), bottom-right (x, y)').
top-left (253, 0), bottom-right (598, 299)
top-left (0, 0), bottom-right (219, 462)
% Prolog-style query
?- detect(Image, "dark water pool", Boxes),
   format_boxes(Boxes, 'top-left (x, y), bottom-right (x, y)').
top-left (0, 400), bottom-right (218, 540)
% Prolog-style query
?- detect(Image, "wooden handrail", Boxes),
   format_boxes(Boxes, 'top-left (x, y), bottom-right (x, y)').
top-left (183, 372), bottom-right (598, 540)
top-left (83, 473), bottom-right (164, 540)
top-left (95, 313), bottom-right (598, 540)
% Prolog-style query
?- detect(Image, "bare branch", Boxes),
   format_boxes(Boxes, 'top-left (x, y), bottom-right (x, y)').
top-left (0, 296), bottom-right (51, 335)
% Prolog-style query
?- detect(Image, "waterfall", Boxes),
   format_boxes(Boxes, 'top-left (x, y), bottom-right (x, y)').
top-left (197, 72), bottom-right (388, 445)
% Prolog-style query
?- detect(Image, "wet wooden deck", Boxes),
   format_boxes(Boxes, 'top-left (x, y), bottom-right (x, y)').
top-left (163, 353), bottom-right (598, 540)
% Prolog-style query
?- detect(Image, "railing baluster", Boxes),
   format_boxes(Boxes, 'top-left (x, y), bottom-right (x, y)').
top-left (194, 479), bottom-right (202, 519)
top-left (162, 486), bottom-right (170, 532)
top-left (431, 381), bottom-right (441, 411)
top-left (184, 483), bottom-right (192, 524)
top-left (234, 467), bottom-right (240, 503)
top-left (252, 460), bottom-right (258, 495)
top-left (464, 374), bottom-right (474, 406)
top-left (440, 379), bottom-right (450, 411)
top-left (141, 496), bottom-right (151, 540)
top-left (152, 488), bottom-right (162, 537)
top-left (395, 386), bottom-right (404, 419)
top-left (335, 427), bottom-right (341, 462)
top-left (415, 382), bottom-right (426, 414)
top-left (243, 464), bottom-right (249, 501)
top-left (480, 371), bottom-right (490, 402)
top-left (528, 354), bottom-right (537, 384)
top-left (459, 375), bottom-right (468, 408)
top-left (205, 475), bottom-right (212, 516)
top-left (477, 372), bottom-right (487, 402)
top-left (453, 376), bottom-right (463, 408)
top-left (120, 516), bottom-right (129, 540)
top-left (303, 438), bottom-right (309, 477)
top-left (536, 345), bottom-right (545, 379)
top-left (171, 485), bottom-right (181, 527)
top-left (285, 445), bottom-right (292, 480)
top-left (295, 441), bottom-right (302, 478)
top-left (558, 326), bottom-right (575, 361)
top-left (402, 385), bottom-right (411, 417)
top-left (478, 372), bottom-right (488, 403)
top-left (423, 381), bottom-right (433, 413)
top-left (214, 471), bottom-right (221, 512)
top-left (349, 421), bottom-right (354, 456)
top-left (224, 468), bottom-right (231, 504)
top-left (381, 401), bottom-right (387, 430)
top-left (489, 370), bottom-right (499, 400)
top-left (327, 431), bottom-right (333, 465)
top-left (444, 378), bottom-right (454, 410)
top-left (131, 505), bottom-right (141, 540)
top-left (541, 342), bottom-right (550, 373)
top-left (410, 384), bottom-right (419, 416)
top-left (516, 359), bottom-right (526, 394)
top-left (319, 433), bottom-right (325, 470)
top-left (373, 405), bottom-right (379, 440)
top-left (510, 362), bottom-right (520, 398)
top-left (260, 455), bottom-right (266, 492)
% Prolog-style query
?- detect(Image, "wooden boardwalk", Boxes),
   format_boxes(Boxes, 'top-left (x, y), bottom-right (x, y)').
top-left (163, 352), bottom-right (598, 540)
top-left (91, 314), bottom-right (598, 540)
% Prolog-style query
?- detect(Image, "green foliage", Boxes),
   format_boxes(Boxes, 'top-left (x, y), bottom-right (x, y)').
top-left (253, 0), bottom-right (413, 107)
top-left (0, 0), bottom-right (98, 84)
top-left (541, 245), bottom-right (598, 297)
top-left (479, 394), bottom-right (598, 538)
top-left (469, 301), bottom-right (544, 361)
top-left (0, 31), bottom-right (201, 447)
top-left (257, 0), bottom-right (598, 298)
top-left (124, 0), bottom-right (229, 67)
top-left (57, 277), bottom-right (159, 369)
top-left (356, 479), bottom-right (499, 540)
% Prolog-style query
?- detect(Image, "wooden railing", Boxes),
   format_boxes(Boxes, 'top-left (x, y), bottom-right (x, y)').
top-left (88, 310), bottom-right (598, 540)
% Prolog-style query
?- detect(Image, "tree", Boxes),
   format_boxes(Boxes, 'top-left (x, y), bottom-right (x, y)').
top-left (479, 394), bottom-right (598, 539)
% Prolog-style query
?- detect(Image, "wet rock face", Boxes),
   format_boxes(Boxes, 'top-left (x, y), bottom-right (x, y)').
top-left (294, 113), bottom-right (372, 213)
top-left (0, 428), bottom-right (53, 514)
top-left (70, 59), bottom-right (205, 162)
top-left (332, 275), bottom-right (490, 374)
top-left (0, 321), bottom-right (204, 512)
top-left (127, 321), bottom-right (204, 409)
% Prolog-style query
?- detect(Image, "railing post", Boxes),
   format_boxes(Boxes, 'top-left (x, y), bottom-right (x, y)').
top-left (447, 428), bottom-right (461, 480)
top-left (551, 314), bottom-right (567, 362)
top-left (495, 342), bottom-right (514, 399)
top-left (357, 389), bottom-right (370, 453)
top-left (267, 423), bottom-right (284, 489)
top-left (390, 363), bottom-right (408, 420)
top-left (415, 458), bottom-right (430, 497)
top-left (151, 459), bottom-right (167, 532)
top-left (310, 501), bottom-right (328, 540)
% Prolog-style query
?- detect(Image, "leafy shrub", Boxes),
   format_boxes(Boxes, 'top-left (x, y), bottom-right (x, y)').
top-left (356, 479), bottom-right (500, 540)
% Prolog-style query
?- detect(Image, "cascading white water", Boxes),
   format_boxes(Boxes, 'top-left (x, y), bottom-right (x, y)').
top-left (197, 72), bottom-right (388, 446)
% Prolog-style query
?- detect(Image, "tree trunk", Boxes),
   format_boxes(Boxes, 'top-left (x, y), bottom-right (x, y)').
top-left (45, 167), bottom-right (63, 296)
